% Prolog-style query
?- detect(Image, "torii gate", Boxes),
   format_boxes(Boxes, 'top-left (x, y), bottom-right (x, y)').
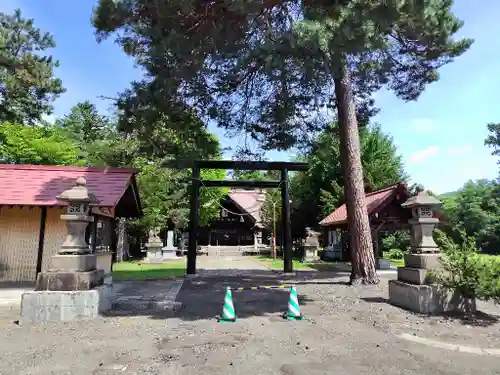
top-left (168, 160), bottom-right (309, 275)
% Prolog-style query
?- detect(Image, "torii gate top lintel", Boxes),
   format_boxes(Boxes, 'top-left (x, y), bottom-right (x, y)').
top-left (167, 159), bottom-right (309, 171)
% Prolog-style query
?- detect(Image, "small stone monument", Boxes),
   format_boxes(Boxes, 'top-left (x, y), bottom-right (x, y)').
top-left (302, 227), bottom-right (320, 262)
top-left (388, 186), bottom-right (462, 314)
top-left (161, 230), bottom-right (179, 260)
top-left (20, 177), bottom-right (112, 325)
top-left (145, 228), bottom-right (164, 261)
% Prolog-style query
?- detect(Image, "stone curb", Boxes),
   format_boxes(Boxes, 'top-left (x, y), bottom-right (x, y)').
top-left (398, 333), bottom-right (500, 356)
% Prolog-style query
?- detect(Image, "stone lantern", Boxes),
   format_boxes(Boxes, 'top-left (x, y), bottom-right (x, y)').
top-left (57, 177), bottom-right (99, 254)
top-left (146, 227), bottom-right (165, 261)
top-left (389, 186), bottom-right (460, 315)
top-left (35, 177), bottom-right (104, 290)
top-left (21, 177), bottom-right (112, 325)
top-left (402, 186), bottom-right (441, 254)
top-left (302, 227), bottom-right (320, 262)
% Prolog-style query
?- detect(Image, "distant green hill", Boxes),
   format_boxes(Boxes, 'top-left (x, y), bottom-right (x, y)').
top-left (439, 191), bottom-right (458, 198)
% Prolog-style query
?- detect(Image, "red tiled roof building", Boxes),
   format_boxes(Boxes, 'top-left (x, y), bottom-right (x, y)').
top-left (0, 164), bottom-right (142, 283)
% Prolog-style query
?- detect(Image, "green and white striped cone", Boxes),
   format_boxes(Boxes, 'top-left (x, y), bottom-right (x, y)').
top-left (284, 286), bottom-right (303, 320)
top-left (218, 287), bottom-right (236, 322)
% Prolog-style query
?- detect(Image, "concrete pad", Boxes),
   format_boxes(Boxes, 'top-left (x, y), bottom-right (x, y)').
top-left (20, 284), bottom-right (113, 325)
top-left (112, 279), bottom-right (184, 313)
top-left (388, 279), bottom-right (473, 315)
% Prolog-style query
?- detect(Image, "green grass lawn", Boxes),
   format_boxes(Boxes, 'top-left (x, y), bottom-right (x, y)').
top-left (387, 258), bottom-right (405, 267)
top-left (112, 259), bottom-right (186, 281)
top-left (254, 255), bottom-right (323, 270)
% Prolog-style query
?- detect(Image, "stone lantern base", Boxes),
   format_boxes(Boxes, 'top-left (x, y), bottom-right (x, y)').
top-left (302, 245), bottom-right (319, 262)
top-left (20, 253), bottom-right (114, 325)
top-left (388, 253), bottom-right (474, 315)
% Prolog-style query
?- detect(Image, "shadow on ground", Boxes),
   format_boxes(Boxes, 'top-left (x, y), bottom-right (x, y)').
top-left (437, 310), bottom-right (500, 327)
top-left (0, 282), bottom-right (34, 289)
top-left (105, 268), bottom-right (350, 322)
top-left (360, 297), bottom-right (500, 327)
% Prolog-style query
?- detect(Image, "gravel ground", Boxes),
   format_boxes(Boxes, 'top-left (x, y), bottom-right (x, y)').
top-left (0, 269), bottom-right (499, 375)
top-left (297, 271), bottom-right (500, 349)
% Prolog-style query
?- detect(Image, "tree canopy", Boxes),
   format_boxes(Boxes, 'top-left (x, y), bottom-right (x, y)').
top-left (0, 122), bottom-right (81, 165)
top-left (93, 0), bottom-right (472, 283)
top-left (290, 123), bottom-right (406, 232)
top-left (0, 9), bottom-right (65, 124)
top-left (92, 0), bottom-right (470, 145)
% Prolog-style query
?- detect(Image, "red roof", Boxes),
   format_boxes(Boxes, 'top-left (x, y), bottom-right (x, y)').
top-left (228, 189), bottom-right (266, 225)
top-left (0, 164), bottom-right (138, 208)
top-left (319, 183), bottom-right (408, 226)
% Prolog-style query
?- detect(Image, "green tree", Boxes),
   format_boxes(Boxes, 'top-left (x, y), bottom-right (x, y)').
top-left (93, 0), bottom-right (471, 283)
top-left (290, 123), bottom-right (406, 235)
top-left (56, 101), bottom-right (113, 144)
top-left (430, 230), bottom-right (500, 320)
top-left (0, 122), bottom-right (81, 165)
top-left (113, 79), bottom-right (221, 161)
top-left (440, 179), bottom-right (500, 255)
top-left (0, 9), bottom-right (65, 124)
top-left (485, 122), bottom-right (500, 163)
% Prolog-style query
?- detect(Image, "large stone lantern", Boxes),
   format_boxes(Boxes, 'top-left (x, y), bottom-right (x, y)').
top-left (389, 186), bottom-right (461, 314)
top-left (57, 177), bottom-right (99, 254)
top-left (21, 177), bottom-right (112, 325)
top-left (402, 186), bottom-right (441, 254)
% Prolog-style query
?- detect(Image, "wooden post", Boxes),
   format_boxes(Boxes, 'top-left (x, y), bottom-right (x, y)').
top-left (281, 168), bottom-right (293, 273)
top-left (91, 214), bottom-right (98, 253)
top-left (187, 166), bottom-right (200, 275)
top-left (35, 207), bottom-right (47, 276)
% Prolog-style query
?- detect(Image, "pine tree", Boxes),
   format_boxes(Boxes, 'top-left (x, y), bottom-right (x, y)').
top-left (93, 0), bottom-right (472, 283)
top-left (0, 9), bottom-right (65, 124)
top-left (56, 101), bottom-right (112, 144)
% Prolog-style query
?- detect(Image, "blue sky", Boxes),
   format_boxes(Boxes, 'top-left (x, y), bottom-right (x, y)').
top-left (2, 0), bottom-right (499, 194)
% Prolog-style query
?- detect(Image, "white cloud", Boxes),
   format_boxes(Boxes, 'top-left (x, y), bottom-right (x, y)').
top-left (42, 114), bottom-right (56, 123)
top-left (409, 146), bottom-right (439, 164)
top-left (446, 145), bottom-right (472, 156)
top-left (409, 118), bottom-right (438, 133)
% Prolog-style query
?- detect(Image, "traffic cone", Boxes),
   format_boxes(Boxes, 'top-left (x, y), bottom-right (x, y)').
top-left (283, 285), bottom-right (303, 320)
top-left (218, 287), bottom-right (237, 323)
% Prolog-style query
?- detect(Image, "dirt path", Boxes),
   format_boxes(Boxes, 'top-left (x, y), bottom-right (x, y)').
top-left (0, 269), bottom-right (499, 374)
top-left (196, 255), bottom-right (269, 271)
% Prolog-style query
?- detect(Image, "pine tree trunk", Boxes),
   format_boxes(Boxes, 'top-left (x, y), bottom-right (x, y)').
top-left (116, 218), bottom-right (127, 262)
top-left (333, 59), bottom-right (379, 285)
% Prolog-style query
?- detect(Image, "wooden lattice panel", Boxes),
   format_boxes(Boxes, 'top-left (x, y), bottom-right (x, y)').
top-left (0, 207), bottom-right (41, 282)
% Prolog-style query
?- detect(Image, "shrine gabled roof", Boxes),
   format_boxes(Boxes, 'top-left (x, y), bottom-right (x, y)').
top-left (227, 189), bottom-right (266, 226)
top-left (319, 182), bottom-right (408, 227)
top-left (0, 164), bottom-right (142, 217)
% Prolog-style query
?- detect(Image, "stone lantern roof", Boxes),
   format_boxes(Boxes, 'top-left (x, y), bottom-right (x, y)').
top-left (401, 186), bottom-right (441, 208)
top-left (57, 177), bottom-right (100, 204)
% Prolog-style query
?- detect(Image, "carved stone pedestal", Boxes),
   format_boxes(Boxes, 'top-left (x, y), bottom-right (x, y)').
top-left (303, 246), bottom-right (319, 262)
top-left (388, 280), bottom-right (469, 315)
